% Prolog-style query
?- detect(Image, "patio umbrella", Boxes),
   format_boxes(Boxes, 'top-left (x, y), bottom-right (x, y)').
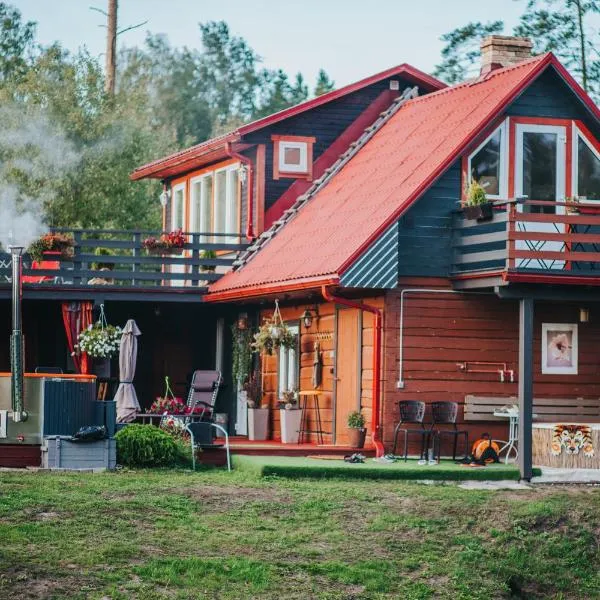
top-left (115, 319), bottom-right (142, 423)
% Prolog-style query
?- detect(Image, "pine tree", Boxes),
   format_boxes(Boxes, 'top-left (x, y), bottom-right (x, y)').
top-left (314, 69), bottom-right (335, 96)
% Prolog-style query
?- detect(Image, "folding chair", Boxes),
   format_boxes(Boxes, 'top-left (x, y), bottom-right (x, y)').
top-left (186, 370), bottom-right (222, 422)
top-left (185, 422), bottom-right (231, 472)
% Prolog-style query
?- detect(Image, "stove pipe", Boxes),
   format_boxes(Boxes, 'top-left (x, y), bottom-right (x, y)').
top-left (9, 246), bottom-right (27, 422)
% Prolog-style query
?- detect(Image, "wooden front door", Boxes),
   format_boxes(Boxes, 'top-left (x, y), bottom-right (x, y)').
top-left (335, 308), bottom-right (361, 445)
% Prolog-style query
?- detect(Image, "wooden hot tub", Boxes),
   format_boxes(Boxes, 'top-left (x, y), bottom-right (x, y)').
top-left (533, 423), bottom-right (600, 469)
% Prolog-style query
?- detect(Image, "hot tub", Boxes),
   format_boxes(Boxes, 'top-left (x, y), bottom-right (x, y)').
top-left (533, 423), bottom-right (600, 469)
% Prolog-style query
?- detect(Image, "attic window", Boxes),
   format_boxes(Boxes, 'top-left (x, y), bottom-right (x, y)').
top-left (467, 121), bottom-right (507, 200)
top-left (272, 135), bottom-right (315, 180)
top-left (573, 125), bottom-right (600, 202)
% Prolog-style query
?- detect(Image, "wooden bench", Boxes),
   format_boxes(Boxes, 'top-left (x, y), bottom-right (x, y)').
top-left (464, 395), bottom-right (600, 423)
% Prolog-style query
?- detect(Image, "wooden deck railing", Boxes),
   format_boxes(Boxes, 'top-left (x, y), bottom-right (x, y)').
top-left (0, 229), bottom-right (249, 290)
top-left (453, 199), bottom-right (600, 277)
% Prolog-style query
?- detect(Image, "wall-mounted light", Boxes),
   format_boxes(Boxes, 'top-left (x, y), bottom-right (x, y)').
top-left (302, 306), bottom-right (319, 329)
top-left (580, 307), bottom-right (590, 323)
top-left (237, 313), bottom-right (249, 330)
top-left (238, 164), bottom-right (248, 184)
top-left (159, 185), bottom-right (170, 207)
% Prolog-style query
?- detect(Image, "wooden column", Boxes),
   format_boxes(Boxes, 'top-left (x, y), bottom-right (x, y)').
top-left (518, 297), bottom-right (534, 481)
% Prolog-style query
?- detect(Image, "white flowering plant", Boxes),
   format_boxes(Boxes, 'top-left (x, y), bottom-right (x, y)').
top-left (75, 322), bottom-right (122, 359)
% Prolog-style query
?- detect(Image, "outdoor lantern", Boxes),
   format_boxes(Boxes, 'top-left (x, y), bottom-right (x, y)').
top-left (237, 313), bottom-right (248, 330)
top-left (580, 307), bottom-right (590, 323)
top-left (159, 188), bottom-right (170, 207)
top-left (302, 309), bottom-right (314, 329)
top-left (238, 164), bottom-right (248, 184)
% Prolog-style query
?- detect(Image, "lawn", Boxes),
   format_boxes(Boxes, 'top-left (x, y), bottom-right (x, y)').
top-left (1, 469), bottom-right (599, 599)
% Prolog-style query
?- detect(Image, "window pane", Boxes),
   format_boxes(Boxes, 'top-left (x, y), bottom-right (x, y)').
top-left (278, 348), bottom-right (288, 398)
top-left (578, 137), bottom-right (600, 201)
top-left (172, 188), bottom-right (184, 229)
top-left (191, 181), bottom-right (201, 232)
top-left (214, 171), bottom-right (227, 236)
top-left (471, 129), bottom-right (501, 195)
top-left (200, 176), bottom-right (212, 243)
top-left (226, 169), bottom-right (240, 242)
top-left (522, 132), bottom-right (557, 214)
top-left (284, 147), bottom-right (302, 166)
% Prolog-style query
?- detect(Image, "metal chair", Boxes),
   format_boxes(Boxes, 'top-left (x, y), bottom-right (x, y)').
top-left (186, 422), bottom-right (231, 472)
top-left (392, 400), bottom-right (429, 461)
top-left (429, 401), bottom-right (469, 461)
top-left (186, 370), bottom-right (222, 422)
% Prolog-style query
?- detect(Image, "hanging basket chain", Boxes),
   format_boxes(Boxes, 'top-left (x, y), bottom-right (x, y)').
top-left (99, 303), bottom-right (108, 330)
top-left (163, 376), bottom-right (175, 401)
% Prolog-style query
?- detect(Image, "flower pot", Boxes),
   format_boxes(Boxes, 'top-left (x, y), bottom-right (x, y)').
top-left (92, 357), bottom-right (111, 379)
top-left (347, 427), bottom-right (367, 449)
top-left (280, 408), bottom-right (302, 444)
top-left (247, 407), bottom-right (269, 441)
top-left (145, 247), bottom-right (166, 256)
top-left (463, 202), bottom-right (493, 221)
top-left (169, 247), bottom-right (184, 256)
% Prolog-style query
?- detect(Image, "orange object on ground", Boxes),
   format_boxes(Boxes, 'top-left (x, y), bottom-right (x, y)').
top-left (472, 438), bottom-right (501, 461)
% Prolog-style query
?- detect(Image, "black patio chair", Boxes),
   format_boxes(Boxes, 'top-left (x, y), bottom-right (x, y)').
top-left (428, 401), bottom-right (469, 461)
top-left (392, 400), bottom-right (429, 461)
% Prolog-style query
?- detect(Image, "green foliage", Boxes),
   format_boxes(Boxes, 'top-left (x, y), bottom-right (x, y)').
top-left (314, 68), bottom-right (335, 96)
top-left (347, 410), bottom-right (365, 429)
top-left (114, 424), bottom-right (179, 467)
top-left (231, 323), bottom-right (254, 385)
top-left (200, 249), bottom-right (217, 272)
top-left (92, 247), bottom-right (114, 270)
top-left (252, 319), bottom-right (297, 355)
top-left (0, 2), bottom-right (37, 83)
top-left (465, 179), bottom-right (488, 206)
top-left (433, 20), bottom-right (505, 84)
top-left (27, 233), bottom-right (74, 261)
top-left (76, 322), bottom-right (122, 359)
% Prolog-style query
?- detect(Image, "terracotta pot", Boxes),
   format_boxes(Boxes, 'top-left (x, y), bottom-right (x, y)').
top-left (247, 407), bottom-right (269, 441)
top-left (280, 409), bottom-right (302, 444)
top-left (347, 427), bottom-right (367, 449)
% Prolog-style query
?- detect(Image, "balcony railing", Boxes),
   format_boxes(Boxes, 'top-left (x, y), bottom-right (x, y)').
top-left (0, 229), bottom-right (249, 290)
top-left (453, 199), bottom-right (600, 280)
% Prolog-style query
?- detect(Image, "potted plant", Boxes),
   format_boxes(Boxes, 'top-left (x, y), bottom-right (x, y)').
top-left (231, 323), bottom-right (254, 387)
top-left (142, 229), bottom-right (186, 255)
top-left (279, 389), bottom-right (302, 444)
top-left (244, 374), bottom-right (269, 441)
top-left (462, 179), bottom-right (493, 221)
top-left (28, 233), bottom-right (75, 262)
top-left (565, 196), bottom-right (581, 214)
top-left (75, 321), bottom-right (122, 378)
top-left (347, 411), bottom-right (367, 449)
top-left (200, 249), bottom-right (217, 272)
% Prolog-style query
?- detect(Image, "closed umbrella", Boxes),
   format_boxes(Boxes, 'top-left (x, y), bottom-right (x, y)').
top-left (115, 319), bottom-right (142, 423)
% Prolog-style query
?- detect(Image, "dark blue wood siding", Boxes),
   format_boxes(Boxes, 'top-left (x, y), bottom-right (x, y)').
top-left (244, 77), bottom-right (416, 211)
top-left (341, 222), bottom-right (399, 288)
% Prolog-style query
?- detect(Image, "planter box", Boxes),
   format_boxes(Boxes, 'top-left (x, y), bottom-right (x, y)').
top-left (248, 408), bottom-right (269, 441)
top-left (463, 202), bottom-right (494, 221)
top-left (42, 436), bottom-right (116, 470)
top-left (280, 409), bottom-right (302, 444)
top-left (347, 427), bottom-right (367, 449)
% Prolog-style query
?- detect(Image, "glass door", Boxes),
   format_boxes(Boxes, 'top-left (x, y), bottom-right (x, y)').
top-left (515, 124), bottom-right (567, 269)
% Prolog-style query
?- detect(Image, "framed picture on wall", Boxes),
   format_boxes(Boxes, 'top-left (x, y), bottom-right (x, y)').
top-left (541, 323), bottom-right (578, 375)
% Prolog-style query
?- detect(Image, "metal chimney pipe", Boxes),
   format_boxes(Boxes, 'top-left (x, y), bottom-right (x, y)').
top-left (9, 246), bottom-right (27, 422)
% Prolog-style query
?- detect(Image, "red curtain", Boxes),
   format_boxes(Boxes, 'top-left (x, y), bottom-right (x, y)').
top-left (62, 301), bottom-right (94, 374)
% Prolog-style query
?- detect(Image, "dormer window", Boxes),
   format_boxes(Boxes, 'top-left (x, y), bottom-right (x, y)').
top-left (272, 135), bottom-right (315, 180)
top-left (573, 125), bottom-right (600, 203)
top-left (467, 121), bottom-right (507, 199)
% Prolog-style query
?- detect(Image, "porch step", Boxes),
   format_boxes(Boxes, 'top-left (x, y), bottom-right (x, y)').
top-left (224, 438), bottom-right (376, 457)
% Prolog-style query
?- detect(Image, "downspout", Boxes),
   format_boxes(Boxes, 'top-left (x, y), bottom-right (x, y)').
top-left (10, 246), bottom-right (27, 422)
top-left (225, 142), bottom-right (255, 241)
top-left (322, 286), bottom-right (385, 458)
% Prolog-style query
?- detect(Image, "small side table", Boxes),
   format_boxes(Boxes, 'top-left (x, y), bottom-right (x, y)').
top-left (298, 390), bottom-right (328, 444)
top-left (493, 410), bottom-right (519, 464)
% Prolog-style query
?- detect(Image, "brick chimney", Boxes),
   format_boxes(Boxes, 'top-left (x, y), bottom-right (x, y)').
top-left (480, 35), bottom-right (533, 75)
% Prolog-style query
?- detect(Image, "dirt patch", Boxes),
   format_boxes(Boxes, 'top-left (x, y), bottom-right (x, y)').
top-left (0, 567), bottom-right (94, 600)
top-left (181, 485), bottom-right (293, 512)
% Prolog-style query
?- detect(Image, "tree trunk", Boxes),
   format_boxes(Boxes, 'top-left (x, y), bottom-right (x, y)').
top-left (575, 0), bottom-right (588, 92)
top-left (105, 0), bottom-right (118, 95)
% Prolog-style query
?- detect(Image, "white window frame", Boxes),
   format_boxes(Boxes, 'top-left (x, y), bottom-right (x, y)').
top-left (572, 123), bottom-right (600, 205)
top-left (278, 140), bottom-right (309, 174)
top-left (467, 120), bottom-right (508, 200)
top-left (189, 173), bottom-right (214, 243)
top-left (278, 324), bottom-right (299, 399)
top-left (212, 163), bottom-right (240, 239)
top-left (170, 182), bottom-right (186, 231)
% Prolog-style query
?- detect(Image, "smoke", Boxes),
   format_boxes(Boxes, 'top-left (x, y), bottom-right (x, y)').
top-left (0, 104), bottom-right (79, 250)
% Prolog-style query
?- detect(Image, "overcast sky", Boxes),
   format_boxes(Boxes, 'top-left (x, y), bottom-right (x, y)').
top-left (18, 0), bottom-right (524, 86)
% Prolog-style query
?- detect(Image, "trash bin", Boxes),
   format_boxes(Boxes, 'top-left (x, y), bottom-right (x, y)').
top-left (214, 413), bottom-right (228, 436)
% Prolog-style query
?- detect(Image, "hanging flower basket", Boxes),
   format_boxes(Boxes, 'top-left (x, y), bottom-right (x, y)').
top-left (142, 230), bottom-right (186, 255)
top-left (74, 305), bottom-right (122, 359)
top-left (28, 233), bottom-right (75, 262)
top-left (252, 300), bottom-right (297, 355)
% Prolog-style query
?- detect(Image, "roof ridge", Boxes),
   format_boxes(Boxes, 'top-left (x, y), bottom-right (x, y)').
top-left (403, 53), bottom-right (549, 108)
top-left (230, 86), bottom-right (420, 271)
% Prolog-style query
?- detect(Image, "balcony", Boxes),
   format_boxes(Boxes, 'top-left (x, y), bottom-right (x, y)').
top-left (0, 229), bottom-right (249, 301)
top-left (452, 199), bottom-right (600, 289)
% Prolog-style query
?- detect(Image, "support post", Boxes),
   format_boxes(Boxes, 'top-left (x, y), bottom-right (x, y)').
top-left (518, 297), bottom-right (534, 481)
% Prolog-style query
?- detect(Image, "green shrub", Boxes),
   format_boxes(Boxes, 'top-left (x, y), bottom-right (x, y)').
top-left (115, 425), bottom-right (179, 467)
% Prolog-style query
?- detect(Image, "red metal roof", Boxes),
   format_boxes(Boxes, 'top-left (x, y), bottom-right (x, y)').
top-left (207, 54), bottom-right (600, 301)
top-left (130, 64), bottom-right (445, 181)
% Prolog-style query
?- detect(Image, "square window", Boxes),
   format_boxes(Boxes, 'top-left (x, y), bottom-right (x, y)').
top-left (272, 135), bottom-right (315, 180)
top-left (284, 146), bottom-right (302, 166)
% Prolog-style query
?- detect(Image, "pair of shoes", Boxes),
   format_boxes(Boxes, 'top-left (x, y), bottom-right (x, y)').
top-left (373, 455), bottom-right (395, 464)
top-left (344, 453), bottom-right (365, 464)
top-left (417, 459), bottom-right (427, 466)
top-left (428, 459), bottom-right (438, 466)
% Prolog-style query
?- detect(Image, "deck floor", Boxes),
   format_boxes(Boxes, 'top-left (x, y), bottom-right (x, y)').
top-left (222, 436), bottom-right (375, 457)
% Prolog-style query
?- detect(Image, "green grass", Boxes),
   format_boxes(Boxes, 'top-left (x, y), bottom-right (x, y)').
top-left (0, 469), bottom-right (598, 599)
top-left (233, 455), bottom-right (542, 481)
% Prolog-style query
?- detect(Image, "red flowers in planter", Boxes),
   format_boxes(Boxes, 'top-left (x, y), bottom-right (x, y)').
top-left (148, 396), bottom-right (205, 415)
top-left (142, 229), bottom-right (186, 253)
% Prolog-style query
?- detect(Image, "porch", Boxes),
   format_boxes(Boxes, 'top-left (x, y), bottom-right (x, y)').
top-left (452, 199), bottom-right (600, 289)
